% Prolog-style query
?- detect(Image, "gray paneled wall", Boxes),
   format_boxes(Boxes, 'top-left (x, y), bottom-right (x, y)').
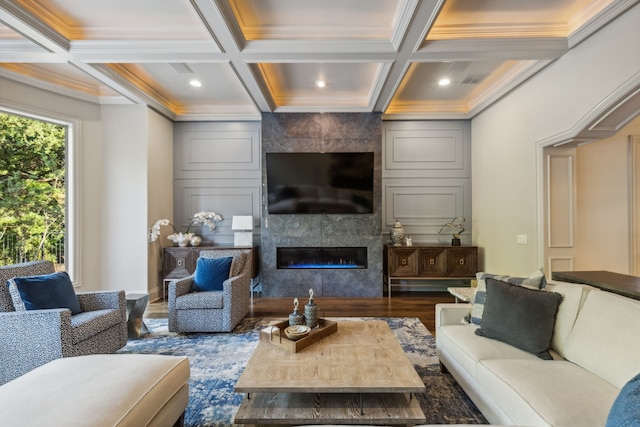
top-left (173, 122), bottom-right (262, 245)
top-left (172, 118), bottom-right (472, 296)
top-left (382, 121), bottom-right (472, 245)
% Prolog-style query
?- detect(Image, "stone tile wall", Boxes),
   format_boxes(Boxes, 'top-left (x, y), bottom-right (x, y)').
top-left (261, 113), bottom-right (383, 297)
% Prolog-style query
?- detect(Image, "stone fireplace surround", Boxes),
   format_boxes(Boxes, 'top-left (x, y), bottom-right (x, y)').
top-left (277, 247), bottom-right (368, 270)
top-left (261, 112), bottom-right (383, 297)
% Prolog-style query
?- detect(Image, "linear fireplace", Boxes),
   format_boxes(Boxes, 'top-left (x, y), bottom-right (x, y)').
top-left (277, 247), bottom-right (367, 269)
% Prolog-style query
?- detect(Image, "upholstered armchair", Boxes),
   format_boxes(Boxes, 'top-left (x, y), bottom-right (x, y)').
top-left (168, 249), bottom-right (251, 333)
top-left (0, 260), bottom-right (127, 385)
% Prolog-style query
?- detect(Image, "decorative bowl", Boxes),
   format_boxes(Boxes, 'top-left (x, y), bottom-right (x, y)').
top-left (284, 325), bottom-right (311, 340)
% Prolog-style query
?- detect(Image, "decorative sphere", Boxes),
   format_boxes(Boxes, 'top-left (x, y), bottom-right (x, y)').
top-left (189, 235), bottom-right (202, 247)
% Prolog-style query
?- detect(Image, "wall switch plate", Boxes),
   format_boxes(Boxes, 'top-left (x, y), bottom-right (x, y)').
top-left (516, 234), bottom-right (528, 244)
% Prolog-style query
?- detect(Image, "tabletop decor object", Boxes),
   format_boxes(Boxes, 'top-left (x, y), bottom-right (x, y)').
top-left (232, 215), bottom-right (253, 246)
top-left (390, 220), bottom-right (405, 246)
top-left (438, 216), bottom-right (465, 246)
top-left (150, 211), bottom-right (222, 247)
top-left (305, 288), bottom-right (318, 328)
top-left (288, 298), bottom-right (305, 326)
top-left (260, 319), bottom-right (338, 353)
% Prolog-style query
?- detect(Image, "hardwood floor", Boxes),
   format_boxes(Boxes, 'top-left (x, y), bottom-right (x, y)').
top-left (147, 291), bottom-right (457, 333)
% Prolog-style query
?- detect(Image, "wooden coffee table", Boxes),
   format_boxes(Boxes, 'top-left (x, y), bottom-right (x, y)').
top-left (234, 320), bottom-right (426, 425)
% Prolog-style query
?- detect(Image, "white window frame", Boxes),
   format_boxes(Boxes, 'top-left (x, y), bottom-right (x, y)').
top-left (0, 104), bottom-right (83, 286)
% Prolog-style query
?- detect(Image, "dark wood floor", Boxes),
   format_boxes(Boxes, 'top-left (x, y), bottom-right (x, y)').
top-left (148, 291), bottom-right (456, 333)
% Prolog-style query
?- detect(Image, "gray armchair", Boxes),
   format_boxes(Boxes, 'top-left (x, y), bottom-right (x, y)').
top-left (0, 260), bottom-right (127, 385)
top-left (168, 249), bottom-right (251, 333)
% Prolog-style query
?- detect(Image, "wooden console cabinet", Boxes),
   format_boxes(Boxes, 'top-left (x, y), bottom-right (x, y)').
top-left (384, 245), bottom-right (477, 296)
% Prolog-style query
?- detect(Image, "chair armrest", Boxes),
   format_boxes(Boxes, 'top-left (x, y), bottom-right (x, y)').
top-left (223, 274), bottom-right (250, 308)
top-left (0, 309), bottom-right (72, 385)
top-left (77, 290), bottom-right (125, 311)
top-left (435, 303), bottom-right (471, 330)
top-left (168, 276), bottom-right (194, 303)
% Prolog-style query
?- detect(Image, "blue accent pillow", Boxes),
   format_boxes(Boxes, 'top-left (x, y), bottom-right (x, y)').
top-left (11, 271), bottom-right (82, 314)
top-left (193, 257), bottom-right (233, 292)
top-left (606, 373), bottom-right (640, 427)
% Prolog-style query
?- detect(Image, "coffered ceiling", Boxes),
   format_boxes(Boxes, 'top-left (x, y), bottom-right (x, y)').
top-left (0, 0), bottom-right (636, 121)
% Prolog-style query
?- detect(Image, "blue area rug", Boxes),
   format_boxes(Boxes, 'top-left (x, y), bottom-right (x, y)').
top-left (119, 317), bottom-right (486, 426)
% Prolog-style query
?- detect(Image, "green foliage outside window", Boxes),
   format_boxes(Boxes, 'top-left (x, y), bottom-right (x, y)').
top-left (0, 113), bottom-right (66, 266)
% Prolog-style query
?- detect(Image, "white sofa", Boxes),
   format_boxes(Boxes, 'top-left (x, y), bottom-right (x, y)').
top-left (436, 279), bottom-right (640, 427)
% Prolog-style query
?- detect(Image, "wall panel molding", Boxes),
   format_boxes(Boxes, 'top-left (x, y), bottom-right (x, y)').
top-left (382, 120), bottom-right (472, 244)
top-left (174, 122), bottom-right (261, 180)
top-left (382, 121), bottom-right (470, 178)
top-left (546, 153), bottom-right (574, 248)
top-left (549, 256), bottom-right (574, 275)
top-left (173, 121), bottom-right (262, 246)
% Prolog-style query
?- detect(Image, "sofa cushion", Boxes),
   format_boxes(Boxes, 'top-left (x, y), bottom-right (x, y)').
top-left (544, 280), bottom-right (595, 357)
top-left (193, 256), bottom-right (232, 292)
top-left (564, 290), bottom-right (640, 389)
top-left (8, 271), bottom-right (82, 314)
top-left (606, 372), bottom-right (640, 427)
top-left (475, 278), bottom-right (562, 359)
top-left (468, 268), bottom-right (546, 325)
top-left (478, 359), bottom-right (619, 427)
top-left (438, 324), bottom-right (544, 379)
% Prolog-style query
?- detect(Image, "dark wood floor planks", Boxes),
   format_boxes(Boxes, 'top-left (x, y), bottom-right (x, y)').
top-left (148, 291), bottom-right (457, 333)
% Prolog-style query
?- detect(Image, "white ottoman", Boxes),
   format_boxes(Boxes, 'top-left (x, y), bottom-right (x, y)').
top-left (0, 354), bottom-right (190, 427)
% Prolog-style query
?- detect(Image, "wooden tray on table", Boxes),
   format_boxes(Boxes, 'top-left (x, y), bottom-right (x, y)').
top-left (259, 319), bottom-right (337, 353)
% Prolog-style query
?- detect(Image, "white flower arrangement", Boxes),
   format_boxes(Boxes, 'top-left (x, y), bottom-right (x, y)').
top-left (149, 212), bottom-right (223, 243)
top-left (186, 211), bottom-right (223, 233)
top-left (149, 218), bottom-right (175, 242)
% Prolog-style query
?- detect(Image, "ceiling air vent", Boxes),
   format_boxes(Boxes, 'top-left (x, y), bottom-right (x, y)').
top-left (460, 74), bottom-right (488, 85)
top-left (169, 63), bottom-right (194, 74)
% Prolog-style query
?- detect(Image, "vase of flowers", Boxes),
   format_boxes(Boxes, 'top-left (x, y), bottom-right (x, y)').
top-left (149, 212), bottom-right (223, 247)
top-left (167, 232), bottom-right (194, 247)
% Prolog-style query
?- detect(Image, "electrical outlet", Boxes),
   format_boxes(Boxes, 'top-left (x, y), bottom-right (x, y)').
top-left (516, 234), bottom-right (528, 244)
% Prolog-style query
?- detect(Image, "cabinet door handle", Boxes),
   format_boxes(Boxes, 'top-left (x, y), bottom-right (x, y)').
top-left (459, 258), bottom-right (465, 265)
top-left (429, 258), bottom-right (435, 265)
top-left (401, 258), bottom-right (407, 265)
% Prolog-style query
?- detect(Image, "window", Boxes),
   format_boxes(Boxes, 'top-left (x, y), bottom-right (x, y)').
top-left (0, 107), bottom-right (81, 283)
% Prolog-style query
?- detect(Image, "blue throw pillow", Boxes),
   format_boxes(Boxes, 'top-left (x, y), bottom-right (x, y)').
top-left (606, 373), bottom-right (640, 427)
top-left (193, 257), bottom-right (233, 292)
top-left (11, 271), bottom-right (82, 314)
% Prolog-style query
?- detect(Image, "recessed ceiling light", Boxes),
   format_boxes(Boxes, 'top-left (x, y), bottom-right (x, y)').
top-left (315, 80), bottom-right (327, 88)
top-left (438, 78), bottom-right (451, 86)
top-left (189, 79), bottom-right (202, 88)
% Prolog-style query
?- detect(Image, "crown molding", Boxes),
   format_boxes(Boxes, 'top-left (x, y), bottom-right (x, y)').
top-left (390, 0), bottom-right (421, 51)
top-left (0, 1), bottom-right (70, 53)
top-left (70, 40), bottom-right (224, 62)
top-left (467, 60), bottom-right (553, 116)
top-left (241, 39), bottom-right (397, 55)
top-left (428, 23), bottom-right (568, 40)
top-left (537, 70), bottom-right (640, 147)
top-left (417, 37), bottom-right (568, 60)
top-left (0, 68), bottom-right (105, 105)
top-left (568, 0), bottom-right (639, 47)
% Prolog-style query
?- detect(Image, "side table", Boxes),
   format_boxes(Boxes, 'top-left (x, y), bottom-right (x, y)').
top-left (126, 293), bottom-right (150, 339)
top-left (447, 286), bottom-right (476, 303)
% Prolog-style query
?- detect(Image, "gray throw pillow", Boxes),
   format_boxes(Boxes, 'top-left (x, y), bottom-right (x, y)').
top-left (468, 267), bottom-right (546, 325)
top-left (475, 277), bottom-right (562, 359)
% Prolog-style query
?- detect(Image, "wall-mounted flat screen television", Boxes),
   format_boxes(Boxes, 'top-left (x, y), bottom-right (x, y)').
top-left (266, 152), bottom-right (374, 214)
